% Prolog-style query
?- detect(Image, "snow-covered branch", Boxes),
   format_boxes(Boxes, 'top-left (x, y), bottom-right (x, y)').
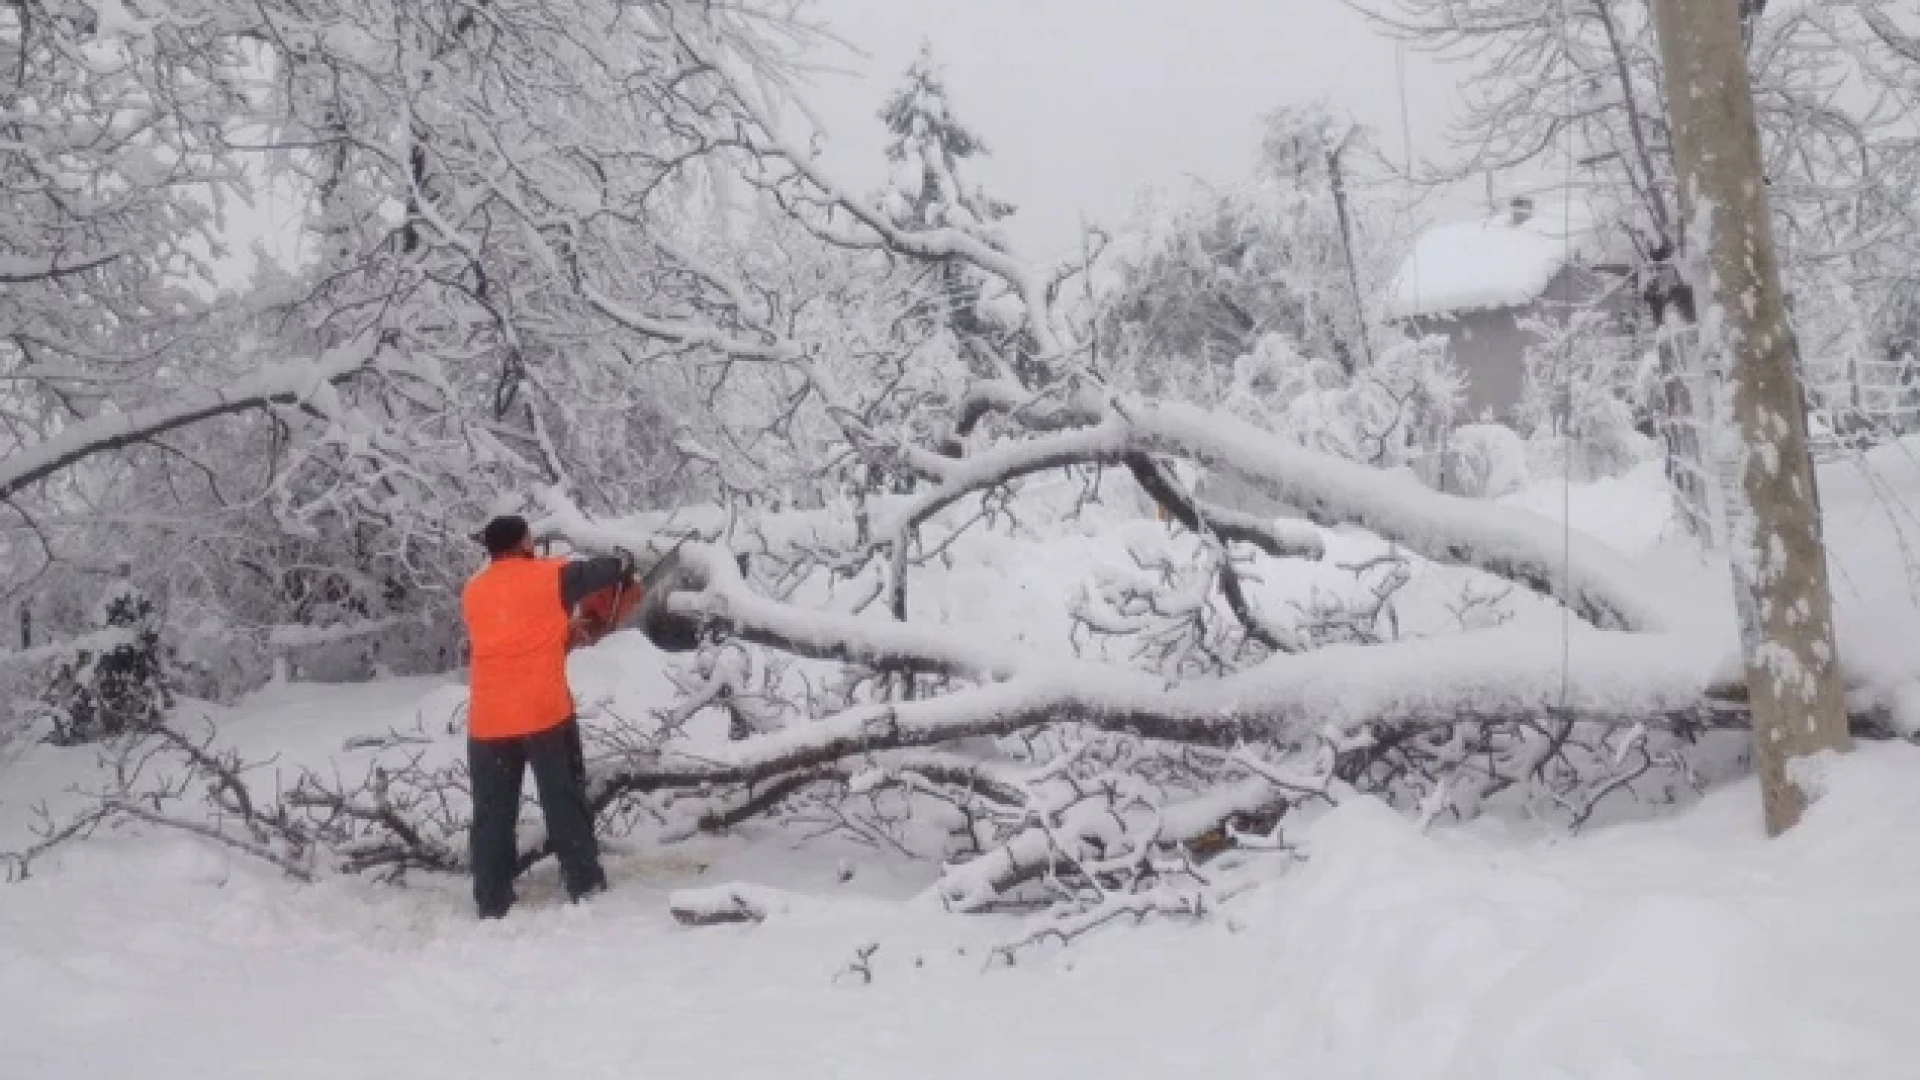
top-left (0, 251), bottom-right (124, 284)
top-left (0, 338), bottom-right (381, 502)
top-left (572, 544), bottom-right (1730, 799)
top-left (1852, 1), bottom-right (1920, 63)
top-left (904, 389), bottom-right (1668, 632)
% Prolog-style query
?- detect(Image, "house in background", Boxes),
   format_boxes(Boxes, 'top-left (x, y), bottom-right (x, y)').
top-left (1383, 196), bottom-right (1638, 424)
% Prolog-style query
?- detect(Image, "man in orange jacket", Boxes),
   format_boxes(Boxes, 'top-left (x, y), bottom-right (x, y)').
top-left (462, 515), bottom-right (632, 918)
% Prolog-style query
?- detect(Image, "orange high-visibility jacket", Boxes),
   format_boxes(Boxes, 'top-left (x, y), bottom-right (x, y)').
top-left (462, 556), bottom-right (574, 740)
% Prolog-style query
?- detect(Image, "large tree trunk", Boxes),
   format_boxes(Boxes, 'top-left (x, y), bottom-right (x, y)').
top-left (1650, 0), bottom-right (1850, 835)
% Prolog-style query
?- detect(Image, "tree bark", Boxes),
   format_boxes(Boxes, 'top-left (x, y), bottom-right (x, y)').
top-left (1650, 0), bottom-right (1849, 836)
top-left (1326, 139), bottom-right (1372, 374)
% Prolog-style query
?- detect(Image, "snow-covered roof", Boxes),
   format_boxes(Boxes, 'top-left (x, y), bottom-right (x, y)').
top-left (1385, 200), bottom-right (1623, 322)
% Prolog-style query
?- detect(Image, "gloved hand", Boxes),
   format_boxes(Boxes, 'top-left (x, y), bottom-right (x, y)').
top-left (614, 545), bottom-right (637, 580)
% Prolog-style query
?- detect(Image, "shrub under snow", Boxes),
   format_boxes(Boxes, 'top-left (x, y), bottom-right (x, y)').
top-left (36, 580), bottom-right (179, 747)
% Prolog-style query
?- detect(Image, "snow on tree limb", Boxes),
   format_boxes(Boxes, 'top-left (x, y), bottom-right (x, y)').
top-left (932, 773), bottom-right (1301, 913)
top-left (1118, 453), bottom-right (1313, 651)
top-left (576, 542), bottom-right (1727, 805)
top-left (0, 251), bottom-right (124, 283)
top-left (1124, 399), bottom-right (1672, 632)
top-left (578, 284), bottom-right (804, 363)
top-left (635, 751), bottom-right (1031, 844)
top-left (1184, 497), bottom-right (1327, 563)
top-left (924, 380), bottom-right (1660, 629)
top-left (0, 337), bottom-right (381, 502)
top-left (592, 673), bottom-right (1244, 796)
top-left (582, 538), bottom-right (1025, 679)
top-left (906, 390), bottom-right (1669, 632)
top-left (935, 380), bottom-right (1323, 561)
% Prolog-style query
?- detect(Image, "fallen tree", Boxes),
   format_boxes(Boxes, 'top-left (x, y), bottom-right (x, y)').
top-left (19, 373), bottom-right (1890, 919)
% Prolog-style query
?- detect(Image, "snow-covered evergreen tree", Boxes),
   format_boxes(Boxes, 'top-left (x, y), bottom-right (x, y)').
top-left (878, 42), bottom-right (1014, 238)
top-left (877, 43), bottom-right (1020, 381)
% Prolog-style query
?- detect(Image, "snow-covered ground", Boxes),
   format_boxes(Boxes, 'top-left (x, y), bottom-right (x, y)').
top-left (8, 685), bottom-right (1920, 1079)
top-left (10, 447), bottom-right (1920, 1079)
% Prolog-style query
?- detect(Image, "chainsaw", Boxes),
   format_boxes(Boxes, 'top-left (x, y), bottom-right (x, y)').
top-left (566, 538), bottom-right (702, 652)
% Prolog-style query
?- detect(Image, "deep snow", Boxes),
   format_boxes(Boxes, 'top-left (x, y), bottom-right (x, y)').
top-left (7, 676), bottom-right (1920, 1079)
top-left (10, 446), bottom-right (1920, 1078)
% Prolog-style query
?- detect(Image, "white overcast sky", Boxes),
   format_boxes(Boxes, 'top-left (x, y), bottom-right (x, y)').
top-left (222, 2), bottom-right (1494, 284)
top-left (795, 0), bottom-right (1483, 259)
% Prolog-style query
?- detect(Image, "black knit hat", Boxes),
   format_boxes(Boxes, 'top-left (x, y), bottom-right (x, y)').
top-left (480, 515), bottom-right (530, 556)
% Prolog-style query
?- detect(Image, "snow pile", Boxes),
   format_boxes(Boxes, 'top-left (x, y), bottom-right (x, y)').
top-left (1218, 744), bottom-right (1920, 1077)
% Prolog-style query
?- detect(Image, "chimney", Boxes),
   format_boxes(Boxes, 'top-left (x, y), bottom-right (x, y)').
top-left (1508, 195), bottom-right (1535, 226)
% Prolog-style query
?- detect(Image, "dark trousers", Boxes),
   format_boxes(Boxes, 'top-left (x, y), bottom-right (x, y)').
top-left (468, 719), bottom-right (606, 917)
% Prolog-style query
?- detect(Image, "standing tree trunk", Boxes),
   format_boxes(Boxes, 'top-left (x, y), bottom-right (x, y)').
top-left (1650, 0), bottom-right (1850, 835)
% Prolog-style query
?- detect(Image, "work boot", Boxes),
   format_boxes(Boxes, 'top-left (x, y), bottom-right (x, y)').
top-left (567, 870), bottom-right (608, 904)
top-left (476, 888), bottom-right (517, 920)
